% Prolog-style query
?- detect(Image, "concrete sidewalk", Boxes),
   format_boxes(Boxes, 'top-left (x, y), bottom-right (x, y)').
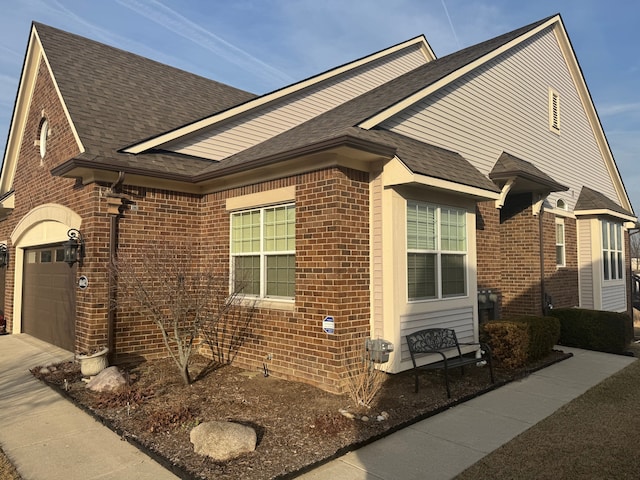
top-left (0, 334), bottom-right (178, 480)
top-left (0, 334), bottom-right (635, 480)
top-left (299, 346), bottom-right (636, 480)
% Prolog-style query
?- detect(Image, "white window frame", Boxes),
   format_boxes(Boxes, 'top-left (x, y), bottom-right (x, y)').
top-left (230, 203), bottom-right (295, 300)
top-left (556, 218), bottom-right (566, 268)
top-left (601, 219), bottom-right (623, 282)
top-left (406, 200), bottom-right (468, 302)
top-left (38, 117), bottom-right (49, 158)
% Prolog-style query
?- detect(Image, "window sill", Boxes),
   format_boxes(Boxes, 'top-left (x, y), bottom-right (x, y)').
top-left (239, 297), bottom-right (295, 311)
top-left (408, 294), bottom-right (468, 304)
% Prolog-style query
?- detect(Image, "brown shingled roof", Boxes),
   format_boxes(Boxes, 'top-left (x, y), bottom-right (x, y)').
top-left (490, 151), bottom-right (568, 193)
top-left (575, 186), bottom-right (633, 217)
top-left (34, 22), bottom-right (256, 165)
top-left (357, 129), bottom-right (500, 192)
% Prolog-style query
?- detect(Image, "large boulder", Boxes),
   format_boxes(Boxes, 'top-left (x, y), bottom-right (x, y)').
top-left (85, 366), bottom-right (127, 392)
top-left (190, 421), bottom-right (257, 461)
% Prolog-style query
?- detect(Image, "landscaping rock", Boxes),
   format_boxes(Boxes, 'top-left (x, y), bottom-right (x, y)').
top-left (85, 366), bottom-right (127, 392)
top-left (339, 408), bottom-right (355, 419)
top-left (190, 421), bottom-right (257, 461)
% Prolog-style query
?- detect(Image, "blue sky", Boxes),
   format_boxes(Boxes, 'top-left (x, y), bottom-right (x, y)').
top-left (0, 0), bottom-right (638, 212)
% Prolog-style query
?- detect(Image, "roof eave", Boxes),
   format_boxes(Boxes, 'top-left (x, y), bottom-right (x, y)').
top-left (574, 208), bottom-right (637, 223)
top-left (490, 171), bottom-right (569, 194)
top-left (50, 134), bottom-right (398, 192)
top-left (192, 133), bottom-right (397, 182)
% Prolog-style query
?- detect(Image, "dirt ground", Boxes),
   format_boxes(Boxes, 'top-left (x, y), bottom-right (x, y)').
top-left (32, 351), bottom-right (569, 480)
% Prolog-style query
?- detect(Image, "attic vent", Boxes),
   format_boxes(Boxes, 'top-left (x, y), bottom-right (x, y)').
top-left (556, 199), bottom-right (567, 210)
top-left (549, 88), bottom-right (560, 133)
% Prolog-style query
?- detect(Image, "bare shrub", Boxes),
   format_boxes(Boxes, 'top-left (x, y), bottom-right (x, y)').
top-left (112, 246), bottom-right (249, 385)
top-left (342, 344), bottom-right (387, 409)
top-left (200, 286), bottom-right (257, 365)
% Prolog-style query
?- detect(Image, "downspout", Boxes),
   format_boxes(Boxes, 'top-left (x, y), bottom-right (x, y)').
top-left (106, 172), bottom-right (126, 362)
top-left (534, 194), bottom-right (547, 316)
top-left (539, 207), bottom-right (546, 315)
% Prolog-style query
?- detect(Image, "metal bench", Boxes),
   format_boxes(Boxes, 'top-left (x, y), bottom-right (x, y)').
top-left (406, 328), bottom-right (495, 398)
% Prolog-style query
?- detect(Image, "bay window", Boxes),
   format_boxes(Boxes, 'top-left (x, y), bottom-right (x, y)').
top-left (407, 201), bottom-right (467, 300)
top-left (231, 204), bottom-right (295, 299)
top-left (601, 220), bottom-right (623, 281)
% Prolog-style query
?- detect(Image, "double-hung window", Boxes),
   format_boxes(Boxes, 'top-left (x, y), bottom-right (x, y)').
top-left (407, 201), bottom-right (467, 300)
top-left (601, 220), bottom-right (623, 281)
top-left (556, 218), bottom-right (566, 267)
top-left (231, 204), bottom-right (295, 299)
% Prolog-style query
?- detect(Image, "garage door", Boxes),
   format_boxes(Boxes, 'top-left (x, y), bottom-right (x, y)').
top-left (22, 245), bottom-right (76, 351)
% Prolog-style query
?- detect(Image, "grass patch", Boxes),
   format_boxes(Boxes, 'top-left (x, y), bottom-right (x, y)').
top-left (455, 344), bottom-right (640, 479)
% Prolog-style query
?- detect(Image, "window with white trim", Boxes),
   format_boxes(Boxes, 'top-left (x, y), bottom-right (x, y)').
top-left (549, 88), bottom-right (560, 133)
top-left (556, 218), bottom-right (565, 267)
top-left (231, 204), bottom-right (295, 299)
top-left (38, 117), bottom-right (49, 158)
top-left (601, 220), bottom-right (623, 281)
top-left (407, 201), bottom-right (467, 300)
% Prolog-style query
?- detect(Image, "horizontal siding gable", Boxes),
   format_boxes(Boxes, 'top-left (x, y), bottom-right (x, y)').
top-left (381, 27), bottom-right (620, 212)
top-left (167, 44), bottom-right (428, 160)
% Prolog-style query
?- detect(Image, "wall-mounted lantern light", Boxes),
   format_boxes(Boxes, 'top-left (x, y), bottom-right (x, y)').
top-left (64, 229), bottom-right (84, 267)
top-left (0, 244), bottom-right (8, 268)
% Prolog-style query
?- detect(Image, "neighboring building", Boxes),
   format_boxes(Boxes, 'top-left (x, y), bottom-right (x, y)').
top-left (0, 14), bottom-right (635, 393)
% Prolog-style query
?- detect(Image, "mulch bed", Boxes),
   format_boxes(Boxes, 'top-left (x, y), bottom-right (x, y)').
top-left (31, 350), bottom-right (571, 480)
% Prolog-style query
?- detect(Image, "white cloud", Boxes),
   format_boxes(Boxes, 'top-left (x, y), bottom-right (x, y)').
top-left (115, 0), bottom-right (295, 86)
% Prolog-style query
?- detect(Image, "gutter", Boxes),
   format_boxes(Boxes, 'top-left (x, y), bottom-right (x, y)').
top-left (539, 205), bottom-right (547, 315)
top-left (50, 133), bottom-right (398, 185)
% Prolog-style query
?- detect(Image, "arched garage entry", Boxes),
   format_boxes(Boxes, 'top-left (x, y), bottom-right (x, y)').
top-left (11, 204), bottom-right (81, 351)
top-left (22, 245), bottom-right (76, 350)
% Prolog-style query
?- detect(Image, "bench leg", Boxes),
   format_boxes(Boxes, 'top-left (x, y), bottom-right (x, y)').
top-left (443, 367), bottom-right (451, 399)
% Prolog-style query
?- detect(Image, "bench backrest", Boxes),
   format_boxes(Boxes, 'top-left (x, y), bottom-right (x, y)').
top-left (406, 328), bottom-right (462, 356)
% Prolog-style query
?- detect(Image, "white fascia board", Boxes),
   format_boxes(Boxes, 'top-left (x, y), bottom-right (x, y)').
top-left (124, 36), bottom-right (433, 155)
top-left (358, 16), bottom-right (559, 130)
top-left (0, 191), bottom-right (15, 210)
top-left (0, 26), bottom-right (84, 196)
top-left (574, 209), bottom-right (637, 223)
top-left (552, 20), bottom-right (634, 215)
top-left (0, 31), bottom-right (40, 195)
top-left (383, 157), bottom-right (499, 200)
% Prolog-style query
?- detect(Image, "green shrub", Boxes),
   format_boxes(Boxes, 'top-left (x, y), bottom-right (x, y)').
top-left (510, 316), bottom-right (561, 362)
top-left (481, 321), bottom-right (529, 369)
top-left (549, 308), bottom-right (633, 354)
top-left (481, 316), bottom-right (560, 369)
